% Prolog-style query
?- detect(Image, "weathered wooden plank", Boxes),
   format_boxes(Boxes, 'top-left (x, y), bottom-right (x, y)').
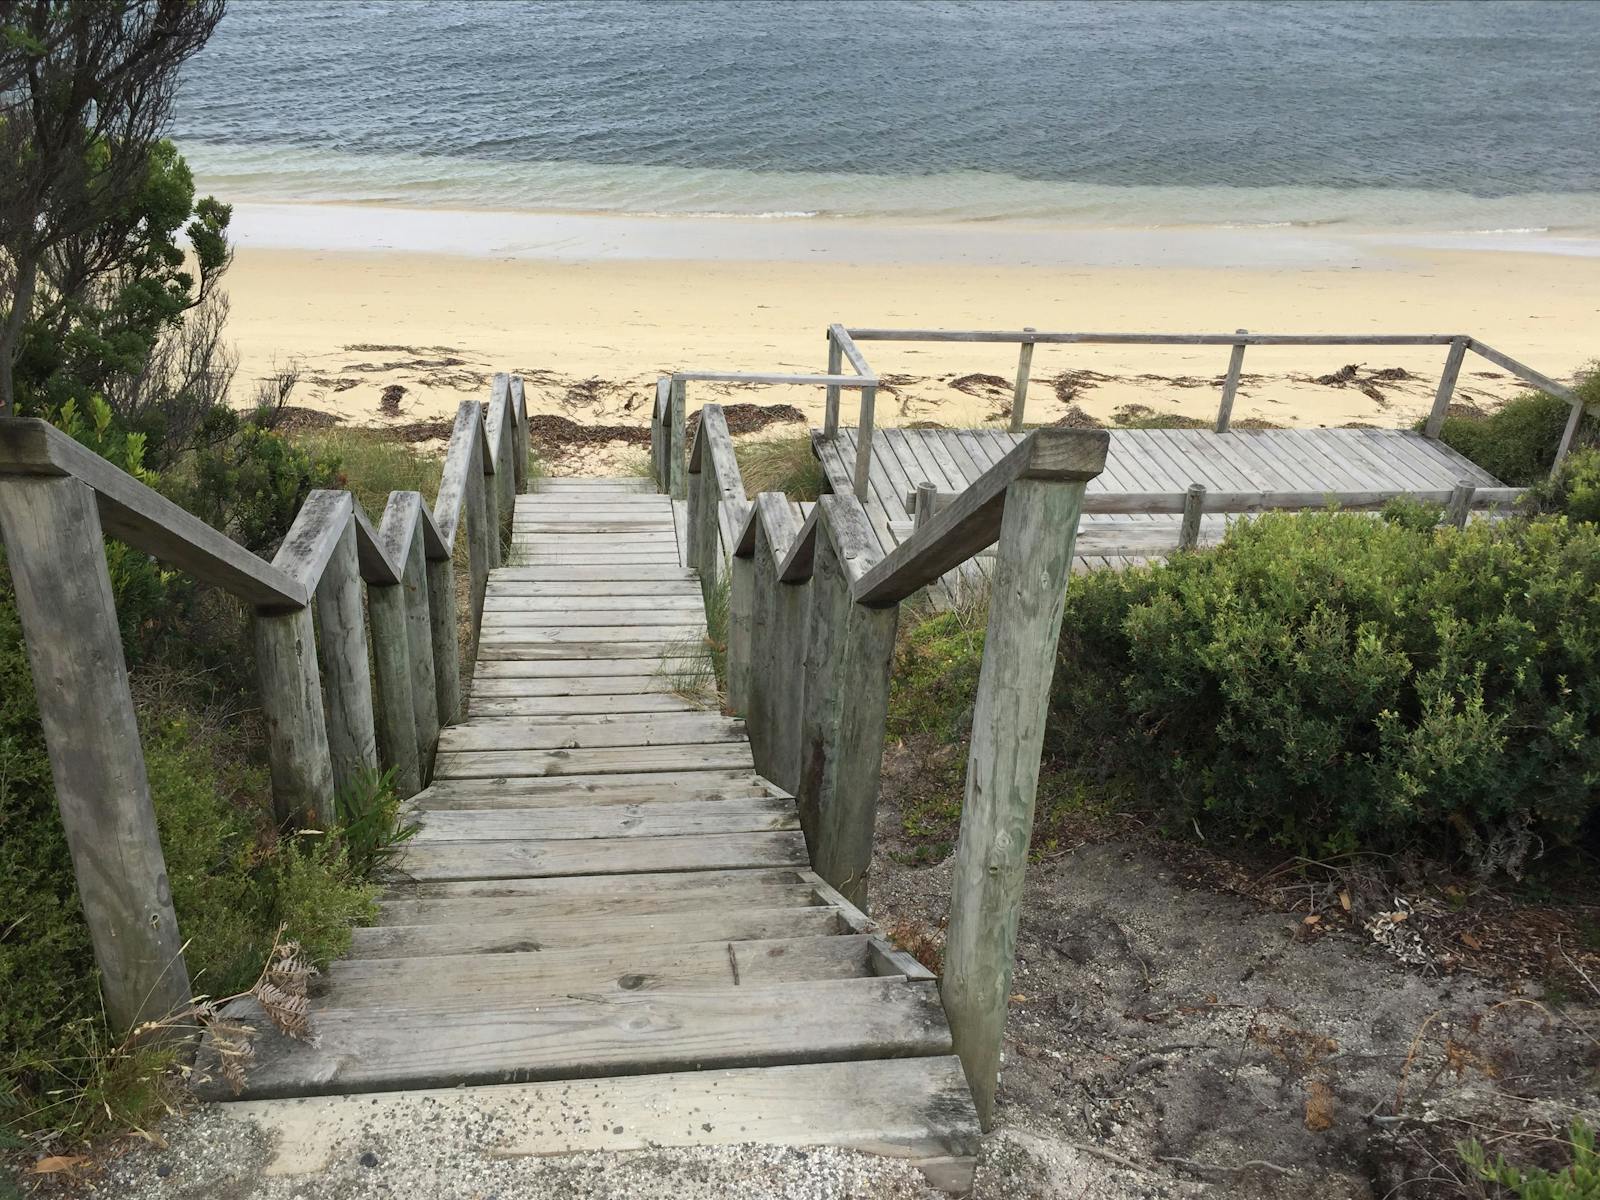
top-left (194, 978), bottom-right (950, 1100)
top-left (436, 714), bottom-right (746, 752)
top-left (482, 608), bottom-right (704, 627)
top-left (412, 797), bottom-right (796, 843)
top-left (209, 1056), bottom-right (978, 1193)
top-left (434, 742), bottom-right (754, 779)
top-left (387, 865), bottom-right (804, 902)
top-left (399, 829), bottom-right (808, 879)
top-left (853, 429), bottom-right (1109, 606)
top-left (1214, 329), bottom-right (1247, 432)
top-left (799, 496), bottom-right (897, 907)
top-left (477, 642), bottom-right (704, 661)
top-left (415, 770), bottom-right (774, 808)
top-left (0, 418), bottom-right (307, 609)
top-left (366, 578), bottom-right (421, 798)
top-left (0, 474), bottom-right (193, 1031)
top-left (467, 694), bottom-right (698, 717)
top-left (376, 883), bottom-right (822, 927)
top-left (254, 603), bottom-right (336, 828)
top-left (846, 327), bottom-right (1455, 347)
top-left (311, 510), bottom-right (379, 795)
top-left (942, 474), bottom-right (1094, 1131)
top-left (478, 625), bottom-right (705, 643)
top-left (383, 494), bottom-right (440, 775)
top-left (350, 905), bottom-right (838, 960)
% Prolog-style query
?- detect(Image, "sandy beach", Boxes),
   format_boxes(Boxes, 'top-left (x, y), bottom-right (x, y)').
top-left (220, 204), bottom-right (1600, 468)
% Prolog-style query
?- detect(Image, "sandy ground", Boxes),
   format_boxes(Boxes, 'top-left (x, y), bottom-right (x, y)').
top-left (222, 226), bottom-right (1600, 476)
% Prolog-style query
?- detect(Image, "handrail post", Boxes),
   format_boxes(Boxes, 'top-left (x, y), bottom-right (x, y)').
top-left (913, 481), bottom-right (938, 531)
top-left (824, 332), bottom-right (843, 439)
top-left (399, 512), bottom-right (440, 780)
top-left (1215, 329), bottom-right (1247, 433)
top-left (1423, 335), bottom-right (1469, 439)
top-left (367, 578), bottom-right (421, 798)
top-left (464, 436), bottom-right (492, 643)
top-left (254, 600), bottom-right (337, 828)
top-left (1008, 327), bottom-right (1036, 433)
top-left (427, 548), bottom-right (462, 726)
top-left (0, 474), bottom-right (192, 1032)
top-left (727, 537), bottom-right (754, 716)
top-left (669, 378), bottom-right (688, 500)
top-left (314, 513), bottom-right (379, 795)
top-left (940, 447), bottom-right (1106, 1131)
top-left (1552, 399), bottom-right (1585, 475)
top-left (481, 443), bottom-right (503, 571)
top-left (1178, 483), bottom-right (1206, 550)
top-left (851, 385), bottom-right (877, 501)
top-left (1446, 480), bottom-right (1475, 528)
top-left (652, 377), bottom-right (670, 493)
top-left (798, 497), bottom-right (897, 907)
top-left (685, 434), bottom-right (704, 571)
top-left (508, 377), bottom-right (530, 494)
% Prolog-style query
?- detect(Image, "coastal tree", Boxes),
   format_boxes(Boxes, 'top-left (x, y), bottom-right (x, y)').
top-left (0, 0), bottom-right (226, 418)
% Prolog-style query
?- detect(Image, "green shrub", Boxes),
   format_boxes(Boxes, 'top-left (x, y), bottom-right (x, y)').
top-left (1051, 511), bottom-right (1600, 865)
top-left (335, 768), bottom-right (416, 881)
top-left (1528, 448), bottom-right (1600, 525)
top-left (1435, 373), bottom-right (1599, 486)
top-left (178, 417), bottom-right (342, 555)
top-left (1459, 1119), bottom-right (1600, 1199)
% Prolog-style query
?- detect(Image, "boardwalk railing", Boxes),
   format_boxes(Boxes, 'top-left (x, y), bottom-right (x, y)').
top-left (0, 378), bottom-right (529, 1034)
top-left (669, 398), bottom-right (1109, 1129)
top-left (904, 480), bottom-right (1529, 555)
top-left (824, 326), bottom-right (1587, 483)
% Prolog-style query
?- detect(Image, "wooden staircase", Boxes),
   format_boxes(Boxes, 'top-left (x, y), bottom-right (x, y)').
top-left (196, 476), bottom-right (981, 1190)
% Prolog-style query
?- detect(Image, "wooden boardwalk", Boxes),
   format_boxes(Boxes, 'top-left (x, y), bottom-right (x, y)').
top-left (815, 426), bottom-right (1503, 597)
top-left (197, 476), bottom-right (980, 1189)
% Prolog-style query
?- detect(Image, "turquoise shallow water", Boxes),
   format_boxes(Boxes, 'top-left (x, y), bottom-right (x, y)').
top-left (175, 0), bottom-right (1600, 231)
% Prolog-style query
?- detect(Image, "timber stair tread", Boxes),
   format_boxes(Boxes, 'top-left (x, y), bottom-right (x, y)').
top-left (195, 476), bottom-right (979, 1190)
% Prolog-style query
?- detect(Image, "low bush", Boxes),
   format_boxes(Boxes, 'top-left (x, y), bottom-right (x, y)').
top-left (1527, 447), bottom-right (1600, 525)
top-left (1051, 511), bottom-right (1600, 866)
top-left (1434, 370), bottom-right (1599, 486)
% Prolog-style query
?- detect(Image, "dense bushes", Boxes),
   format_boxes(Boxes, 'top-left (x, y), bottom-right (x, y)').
top-left (1434, 372), bottom-right (1599, 486)
top-left (1529, 448), bottom-right (1600, 525)
top-left (1051, 510), bottom-right (1600, 866)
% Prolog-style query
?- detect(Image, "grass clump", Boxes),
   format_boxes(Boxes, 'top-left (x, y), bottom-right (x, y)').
top-left (1458, 1118), bottom-right (1599, 1199)
top-left (736, 435), bottom-right (825, 500)
top-left (291, 427), bottom-right (442, 516)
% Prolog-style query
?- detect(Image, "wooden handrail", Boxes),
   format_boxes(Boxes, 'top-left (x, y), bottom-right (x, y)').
top-left (902, 483), bottom-right (1528, 517)
top-left (0, 373), bottom-right (530, 1035)
top-left (846, 329), bottom-right (1461, 346)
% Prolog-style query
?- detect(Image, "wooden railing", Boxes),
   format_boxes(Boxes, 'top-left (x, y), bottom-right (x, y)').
top-left (0, 377), bottom-right (529, 1034)
top-left (904, 480), bottom-right (1529, 556)
top-left (822, 326), bottom-right (1587, 483)
top-left (671, 397), bottom-right (1109, 1130)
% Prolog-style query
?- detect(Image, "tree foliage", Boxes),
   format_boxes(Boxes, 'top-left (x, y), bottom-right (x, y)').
top-left (0, 0), bottom-right (226, 416)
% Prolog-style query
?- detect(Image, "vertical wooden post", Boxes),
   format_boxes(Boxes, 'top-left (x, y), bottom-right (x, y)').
top-left (1215, 329), bottom-right (1248, 433)
top-left (852, 385), bottom-right (877, 502)
top-left (685, 442), bottom-right (704, 572)
top-left (652, 377), bottom-right (671, 493)
top-left (1178, 483), bottom-right (1206, 551)
top-left (797, 497), bottom-right (897, 907)
top-left (481, 446), bottom-right (503, 571)
top-left (399, 515), bottom-right (440, 777)
top-left (1552, 400), bottom-right (1585, 475)
top-left (314, 513), bottom-right (379, 796)
top-left (1008, 328), bottom-right (1036, 433)
top-left (508, 377), bottom-right (530, 494)
top-left (1423, 336), bottom-right (1469, 439)
top-left (727, 540), bottom-right (754, 717)
top-left (254, 602), bottom-right (337, 829)
top-left (913, 481), bottom-right (938, 531)
top-left (367, 580), bottom-right (421, 798)
top-left (1445, 480), bottom-right (1475, 529)
top-left (494, 410), bottom-right (517, 549)
top-left (465, 448), bottom-right (492, 644)
top-left (427, 551), bottom-right (462, 726)
top-left (824, 333), bottom-right (843, 439)
top-left (0, 475), bottom-right (192, 1031)
top-left (669, 378), bottom-right (688, 501)
top-left (941, 454), bottom-right (1104, 1131)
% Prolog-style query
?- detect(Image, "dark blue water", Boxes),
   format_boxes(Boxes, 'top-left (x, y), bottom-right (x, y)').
top-left (174, 0), bottom-right (1600, 227)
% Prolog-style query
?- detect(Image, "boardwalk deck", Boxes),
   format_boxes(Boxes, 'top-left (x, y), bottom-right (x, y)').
top-left (194, 477), bottom-right (981, 1189)
top-left (814, 426), bottom-right (1503, 599)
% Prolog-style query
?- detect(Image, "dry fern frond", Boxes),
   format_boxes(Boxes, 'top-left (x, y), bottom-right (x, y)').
top-left (193, 1001), bottom-right (258, 1096)
top-left (252, 935), bottom-right (317, 1041)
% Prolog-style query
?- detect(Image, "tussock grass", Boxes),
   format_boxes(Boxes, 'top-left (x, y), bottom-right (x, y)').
top-left (736, 435), bottom-right (825, 500)
top-left (654, 576), bottom-right (728, 710)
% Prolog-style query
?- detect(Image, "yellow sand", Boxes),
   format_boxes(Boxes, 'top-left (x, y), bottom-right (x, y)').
top-left (224, 240), bottom-right (1600, 470)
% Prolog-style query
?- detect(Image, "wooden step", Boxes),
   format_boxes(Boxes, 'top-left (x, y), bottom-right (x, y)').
top-left (399, 829), bottom-right (807, 880)
top-left (328, 934), bottom-right (884, 1009)
top-left (348, 904), bottom-right (843, 960)
top-left (468, 693), bottom-right (700, 717)
top-left (436, 715), bottom-right (744, 753)
top-left (194, 978), bottom-right (953, 1100)
top-left (412, 798), bottom-right (795, 841)
top-left (481, 608), bottom-right (706, 626)
top-left (477, 642), bottom-right (703, 661)
top-left (209, 1058), bottom-right (979, 1192)
top-left (485, 580), bottom-right (704, 597)
top-left (491, 565), bottom-right (696, 581)
top-left (477, 625), bottom-right (706, 645)
top-left (377, 881), bottom-right (823, 926)
top-left (384, 864), bottom-right (808, 901)
top-left (415, 770), bottom-right (776, 808)
top-left (475, 657), bottom-right (703, 678)
top-left (433, 743), bottom-right (754, 779)
top-left (468, 675), bottom-right (680, 698)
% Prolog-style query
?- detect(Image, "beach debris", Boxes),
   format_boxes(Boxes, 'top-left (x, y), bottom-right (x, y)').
top-left (1365, 897), bottom-right (1430, 966)
top-left (379, 383), bottom-right (407, 416)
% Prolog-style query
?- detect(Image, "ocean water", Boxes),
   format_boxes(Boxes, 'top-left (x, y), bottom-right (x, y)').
top-left (174, 0), bottom-right (1600, 232)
